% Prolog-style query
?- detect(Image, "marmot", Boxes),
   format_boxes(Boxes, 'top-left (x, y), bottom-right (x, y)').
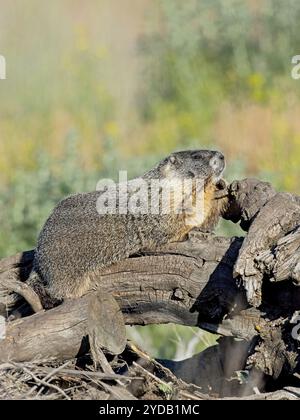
top-left (31, 150), bottom-right (226, 301)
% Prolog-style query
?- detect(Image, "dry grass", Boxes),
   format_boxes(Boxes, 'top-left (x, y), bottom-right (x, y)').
top-left (0, 352), bottom-right (208, 400)
top-left (0, 360), bottom-right (133, 400)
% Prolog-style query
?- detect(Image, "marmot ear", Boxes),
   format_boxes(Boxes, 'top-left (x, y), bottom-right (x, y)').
top-left (169, 155), bottom-right (178, 165)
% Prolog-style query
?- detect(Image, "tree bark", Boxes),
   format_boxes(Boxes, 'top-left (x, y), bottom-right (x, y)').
top-left (0, 233), bottom-right (246, 363)
top-left (0, 178), bottom-right (299, 398)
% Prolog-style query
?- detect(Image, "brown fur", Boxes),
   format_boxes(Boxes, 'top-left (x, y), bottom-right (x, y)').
top-left (30, 150), bottom-right (226, 300)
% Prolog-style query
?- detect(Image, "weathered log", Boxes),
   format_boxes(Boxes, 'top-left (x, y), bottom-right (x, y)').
top-left (257, 225), bottom-right (300, 284)
top-left (227, 179), bottom-right (300, 307)
top-left (0, 233), bottom-right (299, 382)
top-left (0, 233), bottom-right (246, 363)
top-left (0, 178), bottom-right (299, 397)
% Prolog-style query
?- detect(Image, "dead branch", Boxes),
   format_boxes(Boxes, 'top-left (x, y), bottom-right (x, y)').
top-left (0, 178), bottom-right (299, 400)
top-left (0, 233), bottom-right (246, 363)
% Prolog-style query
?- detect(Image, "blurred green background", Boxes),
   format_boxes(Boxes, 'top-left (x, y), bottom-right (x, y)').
top-left (0, 0), bottom-right (300, 360)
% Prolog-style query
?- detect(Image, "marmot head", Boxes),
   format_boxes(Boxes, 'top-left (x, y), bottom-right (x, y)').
top-left (145, 150), bottom-right (225, 184)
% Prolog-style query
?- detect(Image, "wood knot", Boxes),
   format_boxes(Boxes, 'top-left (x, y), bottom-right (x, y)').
top-left (173, 288), bottom-right (184, 301)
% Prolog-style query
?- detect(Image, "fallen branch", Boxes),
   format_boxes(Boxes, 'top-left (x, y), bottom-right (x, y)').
top-left (0, 178), bottom-right (299, 400)
top-left (0, 233), bottom-right (245, 363)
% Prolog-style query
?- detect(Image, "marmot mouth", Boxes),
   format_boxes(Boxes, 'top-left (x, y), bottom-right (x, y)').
top-left (212, 166), bottom-right (226, 184)
top-left (214, 178), bottom-right (228, 199)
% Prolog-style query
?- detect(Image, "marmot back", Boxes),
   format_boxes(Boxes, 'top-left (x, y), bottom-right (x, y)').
top-left (32, 150), bottom-right (226, 300)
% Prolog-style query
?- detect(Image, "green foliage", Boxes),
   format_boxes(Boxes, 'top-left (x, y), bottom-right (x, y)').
top-left (142, 0), bottom-right (300, 108)
top-left (158, 383), bottom-right (173, 399)
top-left (0, 139), bottom-right (92, 257)
top-left (137, 0), bottom-right (300, 192)
top-left (127, 324), bottom-right (218, 360)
